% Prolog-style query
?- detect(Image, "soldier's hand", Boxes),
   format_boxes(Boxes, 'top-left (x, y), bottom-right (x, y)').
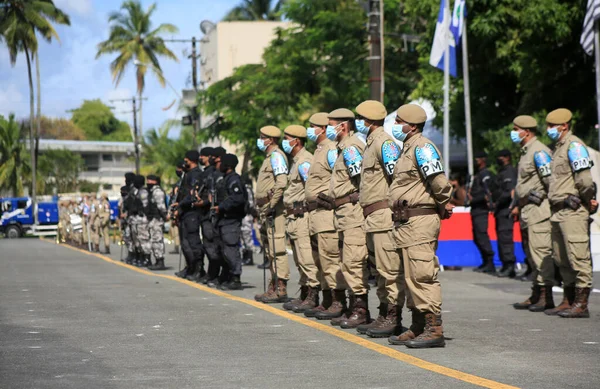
top-left (590, 199), bottom-right (598, 213)
top-left (212, 206), bottom-right (220, 214)
top-left (467, 193), bottom-right (472, 202)
top-left (172, 202), bottom-right (178, 208)
top-left (510, 206), bottom-right (519, 218)
top-left (443, 203), bottom-right (455, 219)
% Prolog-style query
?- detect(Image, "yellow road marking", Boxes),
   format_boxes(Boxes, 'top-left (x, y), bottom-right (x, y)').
top-left (42, 238), bottom-right (519, 389)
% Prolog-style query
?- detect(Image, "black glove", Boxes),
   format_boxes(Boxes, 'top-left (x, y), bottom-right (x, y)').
top-left (316, 193), bottom-right (334, 210)
top-left (263, 207), bottom-right (275, 218)
top-left (528, 190), bottom-right (544, 206)
top-left (564, 195), bottom-right (582, 210)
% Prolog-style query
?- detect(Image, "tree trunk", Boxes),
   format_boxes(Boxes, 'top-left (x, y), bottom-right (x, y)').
top-left (35, 52), bottom-right (41, 178)
top-left (24, 45), bottom-right (37, 224)
top-left (241, 148), bottom-right (251, 176)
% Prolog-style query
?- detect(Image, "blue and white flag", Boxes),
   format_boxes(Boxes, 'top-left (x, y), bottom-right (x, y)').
top-left (581, 0), bottom-right (600, 55)
top-left (429, 0), bottom-right (466, 77)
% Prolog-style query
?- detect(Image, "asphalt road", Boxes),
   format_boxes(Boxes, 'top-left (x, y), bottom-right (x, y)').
top-left (1, 239), bottom-right (599, 389)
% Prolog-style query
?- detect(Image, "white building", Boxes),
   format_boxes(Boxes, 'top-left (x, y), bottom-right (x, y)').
top-left (37, 139), bottom-right (135, 191)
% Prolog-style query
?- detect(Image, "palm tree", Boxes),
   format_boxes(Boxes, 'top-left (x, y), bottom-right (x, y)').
top-left (96, 0), bottom-right (179, 170)
top-left (0, 114), bottom-right (29, 196)
top-left (223, 0), bottom-right (284, 21)
top-left (0, 0), bottom-right (70, 222)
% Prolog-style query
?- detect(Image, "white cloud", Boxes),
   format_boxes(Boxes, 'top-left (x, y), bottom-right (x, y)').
top-left (54, 0), bottom-right (93, 17)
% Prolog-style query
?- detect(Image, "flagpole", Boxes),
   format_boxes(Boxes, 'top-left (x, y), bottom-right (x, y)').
top-left (443, 0), bottom-right (451, 177)
top-left (595, 20), bottom-right (600, 151)
top-left (462, 19), bottom-right (474, 177)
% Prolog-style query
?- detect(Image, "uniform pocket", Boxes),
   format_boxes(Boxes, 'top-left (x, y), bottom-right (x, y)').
top-left (407, 245), bottom-right (438, 283)
top-left (567, 234), bottom-right (590, 261)
top-left (221, 225), bottom-right (241, 246)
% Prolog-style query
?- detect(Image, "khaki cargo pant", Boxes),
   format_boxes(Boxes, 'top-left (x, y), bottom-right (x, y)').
top-left (170, 222), bottom-right (180, 248)
top-left (261, 205), bottom-right (290, 281)
top-left (551, 216), bottom-right (593, 288)
top-left (367, 230), bottom-right (405, 306)
top-left (526, 220), bottom-right (555, 286)
top-left (286, 216), bottom-right (320, 288)
top-left (398, 241), bottom-right (440, 315)
top-left (315, 230), bottom-right (344, 290)
top-left (339, 226), bottom-right (369, 295)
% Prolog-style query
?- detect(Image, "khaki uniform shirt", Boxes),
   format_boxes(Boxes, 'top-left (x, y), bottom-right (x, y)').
top-left (256, 146), bottom-right (289, 212)
top-left (359, 127), bottom-right (400, 232)
top-left (389, 133), bottom-right (452, 248)
top-left (549, 131), bottom-right (595, 222)
top-left (99, 199), bottom-right (111, 222)
top-left (515, 137), bottom-right (552, 227)
top-left (330, 133), bottom-right (365, 231)
top-left (306, 139), bottom-right (337, 234)
top-left (89, 199), bottom-right (99, 224)
top-left (284, 148), bottom-right (313, 210)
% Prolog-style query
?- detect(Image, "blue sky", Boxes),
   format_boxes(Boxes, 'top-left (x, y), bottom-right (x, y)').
top-left (0, 0), bottom-right (240, 137)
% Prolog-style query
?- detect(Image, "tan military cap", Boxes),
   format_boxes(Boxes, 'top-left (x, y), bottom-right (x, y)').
top-left (260, 125), bottom-right (282, 137)
top-left (328, 108), bottom-right (355, 119)
top-left (396, 104), bottom-right (427, 125)
top-left (284, 125), bottom-right (307, 138)
top-left (101, 192), bottom-right (108, 198)
top-left (356, 100), bottom-right (387, 121)
top-left (309, 113), bottom-right (329, 126)
top-left (513, 115), bottom-right (537, 129)
top-left (546, 108), bottom-right (572, 125)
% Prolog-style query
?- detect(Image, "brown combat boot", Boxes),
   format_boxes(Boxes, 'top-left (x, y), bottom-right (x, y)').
top-left (357, 304), bottom-right (386, 335)
top-left (255, 279), bottom-right (274, 301)
top-left (513, 285), bottom-right (541, 310)
top-left (283, 285), bottom-right (308, 311)
top-left (293, 287), bottom-right (320, 313)
top-left (545, 286), bottom-right (575, 316)
top-left (529, 286), bottom-right (555, 312)
top-left (315, 289), bottom-right (347, 320)
top-left (340, 294), bottom-right (370, 329)
top-left (389, 309), bottom-right (425, 346)
top-left (304, 289), bottom-right (331, 318)
top-left (405, 312), bottom-right (445, 349)
top-left (367, 304), bottom-right (405, 338)
top-left (261, 279), bottom-right (288, 304)
top-left (330, 295), bottom-right (353, 326)
top-left (558, 287), bottom-right (591, 318)
top-left (95, 244), bottom-right (100, 252)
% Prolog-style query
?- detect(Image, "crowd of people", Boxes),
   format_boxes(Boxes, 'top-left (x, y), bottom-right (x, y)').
top-left (57, 102), bottom-right (596, 350)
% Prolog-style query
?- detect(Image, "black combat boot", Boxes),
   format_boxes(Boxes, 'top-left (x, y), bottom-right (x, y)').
top-left (242, 250), bottom-right (254, 266)
top-left (143, 254), bottom-right (152, 267)
top-left (497, 264), bottom-right (516, 278)
top-left (134, 252), bottom-right (144, 267)
top-left (219, 275), bottom-right (243, 291)
top-left (125, 251), bottom-right (135, 265)
top-left (104, 246), bottom-right (111, 255)
top-left (513, 285), bottom-right (541, 310)
top-left (148, 258), bottom-right (167, 271)
top-left (175, 266), bottom-right (189, 278)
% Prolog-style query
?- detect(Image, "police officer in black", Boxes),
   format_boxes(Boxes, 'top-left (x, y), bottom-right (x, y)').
top-left (174, 150), bottom-right (205, 279)
top-left (469, 151), bottom-right (496, 274)
top-left (212, 153), bottom-right (247, 290)
top-left (492, 149), bottom-right (518, 278)
top-left (194, 147), bottom-right (222, 285)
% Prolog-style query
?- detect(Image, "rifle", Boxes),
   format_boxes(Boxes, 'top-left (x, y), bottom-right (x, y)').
top-left (208, 176), bottom-right (217, 226)
top-left (464, 174), bottom-right (474, 207)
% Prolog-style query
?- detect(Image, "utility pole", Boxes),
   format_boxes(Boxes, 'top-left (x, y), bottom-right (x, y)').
top-left (110, 96), bottom-right (147, 175)
top-left (367, 0), bottom-right (384, 102)
top-left (165, 37), bottom-right (201, 147)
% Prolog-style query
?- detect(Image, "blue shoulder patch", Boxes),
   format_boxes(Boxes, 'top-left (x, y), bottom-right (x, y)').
top-left (533, 150), bottom-right (552, 177)
top-left (381, 140), bottom-right (401, 176)
top-left (415, 143), bottom-right (444, 178)
top-left (568, 141), bottom-right (592, 172)
top-left (343, 145), bottom-right (363, 177)
top-left (327, 149), bottom-right (338, 169)
top-left (298, 162), bottom-right (311, 182)
top-left (270, 151), bottom-right (288, 176)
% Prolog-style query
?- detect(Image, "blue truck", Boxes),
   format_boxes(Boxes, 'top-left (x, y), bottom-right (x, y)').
top-left (0, 197), bottom-right (120, 238)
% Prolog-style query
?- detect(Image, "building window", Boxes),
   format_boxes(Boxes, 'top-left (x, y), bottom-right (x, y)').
top-left (82, 154), bottom-right (99, 172)
top-left (102, 154), bottom-right (114, 162)
top-left (17, 200), bottom-right (28, 209)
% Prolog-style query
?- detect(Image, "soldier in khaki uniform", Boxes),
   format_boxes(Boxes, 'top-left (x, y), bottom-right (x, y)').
top-left (96, 193), bottom-right (111, 254)
top-left (254, 125), bottom-right (290, 304)
top-left (298, 113), bottom-right (343, 316)
top-left (79, 195), bottom-right (91, 250)
top-left (320, 108), bottom-right (373, 331)
top-left (280, 125), bottom-right (320, 311)
top-left (58, 200), bottom-right (68, 243)
top-left (387, 104), bottom-right (453, 348)
top-left (509, 116), bottom-right (556, 312)
top-left (352, 100), bottom-right (403, 332)
top-left (545, 108), bottom-right (596, 318)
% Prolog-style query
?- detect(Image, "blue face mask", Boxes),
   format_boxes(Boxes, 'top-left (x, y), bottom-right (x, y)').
top-left (256, 138), bottom-right (268, 152)
top-left (510, 130), bottom-right (522, 144)
top-left (307, 127), bottom-right (319, 142)
top-left (326, 125), bottom-right (339, 141)
top-left (391, 124), bottom-right (410, 142)
top-left (282, 139), bottom-right (295, 154)
top-left (355, 119), bottom-right (370, 135)
top-left (547, 126), bottom-right (560, 141)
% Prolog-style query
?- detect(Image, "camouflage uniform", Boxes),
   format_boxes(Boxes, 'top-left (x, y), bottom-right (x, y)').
top-left (133, 186), bottom-right (152, 256)
top-left (149, 185), bottom-right (167, 260)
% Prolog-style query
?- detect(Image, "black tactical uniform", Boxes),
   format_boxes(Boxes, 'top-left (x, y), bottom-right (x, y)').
top-left (492, 151), bottom-right (518, 277)
top-left (199, 163), bottom-right (223, 283)
top-left (215, 154), bottom-right (247, 290)
top-left (177, 150), bottom-right (205, 279)
top-left (470, 153), bottom-right (496, 273)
